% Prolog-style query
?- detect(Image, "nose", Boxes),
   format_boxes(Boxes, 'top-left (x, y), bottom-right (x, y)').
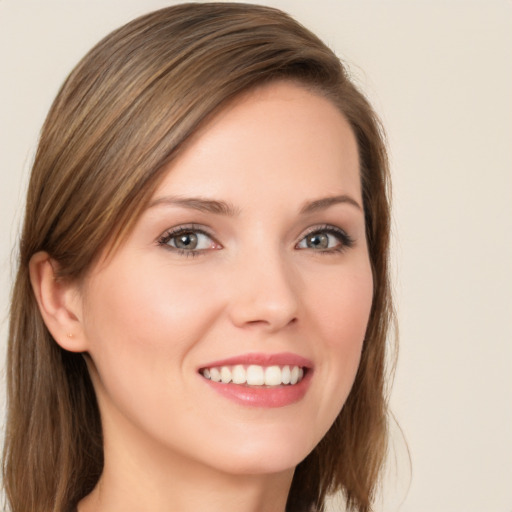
top-left (227, 249), bottom-right (300, 332)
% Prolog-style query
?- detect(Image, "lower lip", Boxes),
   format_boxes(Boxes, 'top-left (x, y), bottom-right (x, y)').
top-left (201, 370), bottom-right (312, 408)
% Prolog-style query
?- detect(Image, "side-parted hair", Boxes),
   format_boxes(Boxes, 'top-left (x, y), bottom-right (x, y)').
top-left (3, 3), bottom-right (393, 512)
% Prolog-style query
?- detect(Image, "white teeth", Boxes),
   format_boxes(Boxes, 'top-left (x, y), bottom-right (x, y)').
top-left (281, 365), bottom-right (291, 384)
top-left (201, 364), bottom-right (305, 386)
top-left (264, 366), bottom-right (282, 386)
top-left (210, 367), bottom-right (221, 382)
top-left (220, 366), bottom-right (232, 383)
top-left (232, 365), bottom-right (246, 384)
top-left (246, 365), bottom-right (265, 385)
top-left (290, 366), bottom-right (299, 385)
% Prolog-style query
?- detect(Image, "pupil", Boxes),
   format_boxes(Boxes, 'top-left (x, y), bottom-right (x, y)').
top-left (308, 233), bottom-right (328, 249)
top-left (176, 232), bottom-right (197, 249)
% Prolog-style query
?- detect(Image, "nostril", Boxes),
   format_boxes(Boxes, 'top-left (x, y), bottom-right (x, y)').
top-left (245, 317), bottom-right (297, 327)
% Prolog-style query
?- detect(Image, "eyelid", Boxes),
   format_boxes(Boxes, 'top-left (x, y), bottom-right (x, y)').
top-left (156, 223), bottom-right (354, 256)
top-left (296, 224), bottom-right (354, 252)
top-left (157, 224), bottom-right (221, 254)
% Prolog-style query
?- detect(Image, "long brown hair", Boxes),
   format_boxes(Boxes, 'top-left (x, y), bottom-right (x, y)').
top-left (3, 3), bottom-right (393, 512)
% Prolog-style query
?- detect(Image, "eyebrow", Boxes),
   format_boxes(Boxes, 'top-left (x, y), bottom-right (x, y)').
top-left (299, 195), bottom-right (363, 214)
top-left (148, 193), bottom-right (362, 217)
top-left (148, 196), bottom-right (240, 216)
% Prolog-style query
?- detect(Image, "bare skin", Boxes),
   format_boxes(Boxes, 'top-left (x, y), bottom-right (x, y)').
top-left (32, 81), bottom-right (372, 512)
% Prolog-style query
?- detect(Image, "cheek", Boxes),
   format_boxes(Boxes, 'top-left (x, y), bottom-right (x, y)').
top-left (80, 262), bottom-right (224, 401)
top-left (305, 260), bottom-right (373, 424)
top-left (311, 260), bottom-right (373, 350)
top-left (84, 262), bottom-right (217, 350)
top-left (80, 262), bottom-right (228, 445)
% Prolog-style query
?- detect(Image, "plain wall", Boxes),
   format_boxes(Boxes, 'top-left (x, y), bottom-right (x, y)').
top-left (1, 1), bottom-right (511, 511)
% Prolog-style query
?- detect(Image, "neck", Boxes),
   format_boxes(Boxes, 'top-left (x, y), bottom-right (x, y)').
top-left (80, 467), bottom-right (292, 512)
top-left (78, 401), bottom-right (294, 512)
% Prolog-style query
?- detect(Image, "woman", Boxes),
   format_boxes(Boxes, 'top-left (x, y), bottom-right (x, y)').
top-left (3, 3), bottom-right (393, 512)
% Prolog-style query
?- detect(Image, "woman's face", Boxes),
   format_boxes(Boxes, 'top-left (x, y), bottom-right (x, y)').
top-left (78, 81), bottom-right (373, 476)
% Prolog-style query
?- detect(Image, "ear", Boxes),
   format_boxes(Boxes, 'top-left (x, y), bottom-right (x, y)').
top-left (29, 251), bottom-right (88, 353)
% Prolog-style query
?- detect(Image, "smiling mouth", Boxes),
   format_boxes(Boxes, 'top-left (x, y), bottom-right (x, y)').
top-left (200, 364), bottom-right (306, 387)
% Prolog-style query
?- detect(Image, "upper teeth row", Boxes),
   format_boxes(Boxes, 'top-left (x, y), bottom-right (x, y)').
top-left (201, 365), bottom-right (304, 386)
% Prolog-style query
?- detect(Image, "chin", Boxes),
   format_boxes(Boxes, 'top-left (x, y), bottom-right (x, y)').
top-left (211, 453), bottom-right (301, 477)
top-left (198, 427), bottom-right (318, 476)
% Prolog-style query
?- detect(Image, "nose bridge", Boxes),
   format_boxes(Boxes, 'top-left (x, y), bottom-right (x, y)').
top-left (228, 240), bottom-right (299, 330)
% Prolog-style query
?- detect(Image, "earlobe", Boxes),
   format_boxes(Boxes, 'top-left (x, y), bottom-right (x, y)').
top-left (29, 251), bottom-right (88, 353)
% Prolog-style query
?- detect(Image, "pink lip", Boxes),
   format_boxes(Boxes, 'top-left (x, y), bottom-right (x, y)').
top-left (199, 352), bottom-right (313, 370)
top-left (198, 352), bottom-right (313, 408)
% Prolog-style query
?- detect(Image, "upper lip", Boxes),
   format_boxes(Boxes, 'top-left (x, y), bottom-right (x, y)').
top-left (199, 352), bottom-right (313, 370)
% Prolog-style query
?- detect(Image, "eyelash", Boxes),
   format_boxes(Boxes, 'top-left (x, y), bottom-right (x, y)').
top-left (296, 225), bottom-right (355, 254)
top-left (157, 224), bottom-right (218, 258)
top-left (157, 223), bottom-right (354, 257)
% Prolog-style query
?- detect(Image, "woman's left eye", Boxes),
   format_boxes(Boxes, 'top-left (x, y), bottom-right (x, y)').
top-left (296, 226), bottom-right (354, 253)
top-left (158, 227), bottom-right (219, 254)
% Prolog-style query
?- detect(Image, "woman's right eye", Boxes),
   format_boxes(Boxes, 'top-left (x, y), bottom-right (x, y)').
top-left (158, 227), bottom-right (220, 255)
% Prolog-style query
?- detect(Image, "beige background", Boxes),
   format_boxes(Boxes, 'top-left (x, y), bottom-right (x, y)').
top-left (1, 1), bottom-right (511, 511)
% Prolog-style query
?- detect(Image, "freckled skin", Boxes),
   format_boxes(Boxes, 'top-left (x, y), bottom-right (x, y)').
top-left (77, 81), bottom-right (373, 512)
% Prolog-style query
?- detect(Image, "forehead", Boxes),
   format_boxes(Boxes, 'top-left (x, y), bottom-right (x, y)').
top-left (91, 81), bottom-right (362, 270)
top-left (154, 81), bottom-right (361, 207)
